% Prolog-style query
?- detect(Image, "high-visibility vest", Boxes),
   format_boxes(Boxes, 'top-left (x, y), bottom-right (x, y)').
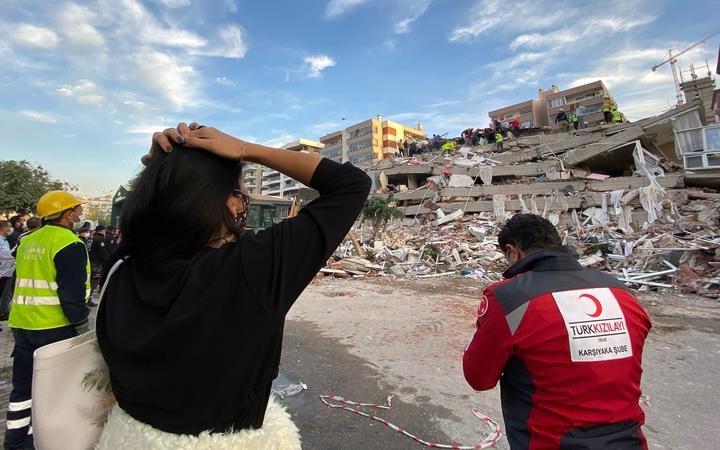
top-left (571, 114), bottom-right (578, 123)
top-left (9, 225), bottom-right (90, 330)
top-left (495, 134), bottom-right (503, 143)
top-left (612, 110), bottom-right (622, 122)
top-left (441, 142), bottom-right (456, 152)
top-left (603, 101), bottom-right (613, 112)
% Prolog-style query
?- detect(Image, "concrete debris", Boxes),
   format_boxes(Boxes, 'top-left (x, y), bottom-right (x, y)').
top-left (323, 104), bottom-right (720, 298)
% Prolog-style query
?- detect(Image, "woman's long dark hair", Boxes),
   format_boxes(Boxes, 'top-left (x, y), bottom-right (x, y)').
top-left (120, 147), bottom-right (243, 266)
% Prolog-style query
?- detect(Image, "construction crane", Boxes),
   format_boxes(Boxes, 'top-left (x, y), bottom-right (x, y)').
top-left (651, 30), bottom-right (720, 106)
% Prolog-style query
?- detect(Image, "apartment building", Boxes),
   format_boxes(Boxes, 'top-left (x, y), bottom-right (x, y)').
top-left (319, 115), bottom-right (426, 163)
top-left (241, 139), bottom-right (325, 198)
top-left (546, 80), bottom-right (615, 126)
top-left (488, 87), bottom-right (555, 128)
top-left (263, 139), bottom-right (324, 198)
top-left (242, 163), bottom-right (263, 195)
top-left (489, 81), bottom-right (617, 129)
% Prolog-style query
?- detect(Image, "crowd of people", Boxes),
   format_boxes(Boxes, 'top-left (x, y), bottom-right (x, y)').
top-left (0, 122), bottom-right (653, 450)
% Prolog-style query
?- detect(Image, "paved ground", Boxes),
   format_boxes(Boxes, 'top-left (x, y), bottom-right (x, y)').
top-left (0, 278), bottom-right (717, 449)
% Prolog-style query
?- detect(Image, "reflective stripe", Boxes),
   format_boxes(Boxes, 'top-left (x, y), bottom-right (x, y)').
top-left (6, 417), bottom-right (31, 430)
top-left (28, 426), bottom-right (33, 435)
top-left (8, 400), bottom-right (31, 411)
top-left (13, 295), bottom-right (61, 306)
top-left (16, 279), bottom-right (58, 290)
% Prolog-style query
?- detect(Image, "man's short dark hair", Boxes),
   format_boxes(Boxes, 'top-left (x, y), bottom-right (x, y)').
top-left (498, 214), bottom-right (562, 252)
top-left (8, 216), bottom-right (21, 227)
top-left (0, 220), bottom-right (10, 229)
top-left (26, 217), bottom-right (42, 230)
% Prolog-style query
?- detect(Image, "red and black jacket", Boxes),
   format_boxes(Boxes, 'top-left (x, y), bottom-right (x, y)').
top-left (463, 249), bottom-right (651, 449)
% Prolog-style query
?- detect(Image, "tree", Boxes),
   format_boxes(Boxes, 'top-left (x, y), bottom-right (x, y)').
top-left (359, 195), bottom-right (404, 241)
top-left (0, 160), bottom-right (76, 216)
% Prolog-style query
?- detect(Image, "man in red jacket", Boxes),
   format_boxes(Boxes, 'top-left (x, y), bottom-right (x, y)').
top-left (464, 214), bottom-right (651, 449)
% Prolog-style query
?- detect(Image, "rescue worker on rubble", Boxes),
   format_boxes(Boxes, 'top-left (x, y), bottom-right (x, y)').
top-left (94, 123), bottom-right (370, 448)
top-left (555, 109), bottom-right (571, 132)
top-left (571, 112), bottom-right (579, 130)
top-left (612, 108), bottom-right (623, 123)
top-left (4, 191), bottom-right (91, 449)
top-left (495, 132), bottom-right (504, 153)
top-left (603, 96), bottom-right (616, 124)
top-left (464, 214), bottom-right (651, 449)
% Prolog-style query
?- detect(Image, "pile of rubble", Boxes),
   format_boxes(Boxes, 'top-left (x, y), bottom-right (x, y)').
top-left (321, 103), bottom-right (720, 298)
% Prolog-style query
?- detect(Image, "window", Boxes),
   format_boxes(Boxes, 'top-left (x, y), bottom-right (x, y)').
top-left (704, 126), bottom-right (720, 151)
top-left (348, 138), bottom-right (372, 152)
top-left (549, 97), bottom-right (566, 108)
top-left (521, 121), bottom-right (531, 128)
top-left (578, 104), bottom-right (602, 114)
top-left (574, 92), bottom-right (597, 102)
top-left (347, 125), bottom-right (372, 139)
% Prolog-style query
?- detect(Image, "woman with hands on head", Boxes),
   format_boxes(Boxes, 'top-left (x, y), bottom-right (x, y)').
top-left (95, 122), bottom-right (371, 449)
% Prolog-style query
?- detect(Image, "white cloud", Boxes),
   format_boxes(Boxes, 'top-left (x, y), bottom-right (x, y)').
top-left (390, 0), bottom-right (433, 34)
top-left (394, 18), bottom-right (414, 34)
top-left (126, 124), bottom-right (167, 134)
top-left (19, 110), bottom-right (57, 123)
top-left (144, 28), bottom-right (207, 48)
top-left (156, 0), bottom-right (192, 8)
top-left (325, 0), bottom-right (368, 18)
top-left (216, 76), bottom-right (234, 86)
top-left (449, 0), bottom-right (569, 42)
top-left (57, 79), bottom-right (107, 105)
top-left (510, 16), bottom-right (656, 52)
top-left (130, 49), bottom-right (198, 110)
top-left (7, 24), bottom-right (60, 48)
top-left (57, 2), bottom-right (105, 48)
top-left (193, 26), bottom-right (247, 58)
top-left (308, 121), bottom-right (342, 135)
top-left (261, 132), bottom-right (298, 148)
top-left (123, 100), bottom-right (147, 109)
top-left (303, 55), bottom-right (336, 78)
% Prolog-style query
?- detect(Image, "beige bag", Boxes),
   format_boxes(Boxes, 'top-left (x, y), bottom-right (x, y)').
top-left (32, 260), bottom-right (123, 450)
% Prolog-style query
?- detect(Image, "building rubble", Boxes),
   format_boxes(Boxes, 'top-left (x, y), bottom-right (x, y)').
top-left (320, 103), bottom-right (720, 298)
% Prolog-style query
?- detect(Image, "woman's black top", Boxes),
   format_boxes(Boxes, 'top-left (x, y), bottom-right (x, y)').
top-left (96, 159), bottom-right (371, 435)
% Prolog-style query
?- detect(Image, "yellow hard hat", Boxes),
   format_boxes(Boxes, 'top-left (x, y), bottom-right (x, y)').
top-left (36, 191), bottom-right (83, 218)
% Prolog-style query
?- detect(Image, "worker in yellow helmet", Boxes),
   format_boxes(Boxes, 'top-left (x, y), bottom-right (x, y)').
top-left (4, 191), bottom-right (91, 449)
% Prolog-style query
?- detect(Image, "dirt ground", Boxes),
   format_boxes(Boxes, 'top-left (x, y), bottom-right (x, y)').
top-left (280, 276), bottom-right (720, 450)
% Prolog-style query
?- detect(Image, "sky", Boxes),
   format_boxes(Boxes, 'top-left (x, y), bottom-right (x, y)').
top-left (0, 0), bottom-right (718, 196)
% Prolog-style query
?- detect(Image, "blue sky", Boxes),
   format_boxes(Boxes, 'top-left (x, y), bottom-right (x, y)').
top-left (0, 0), bottom-right (718, 196)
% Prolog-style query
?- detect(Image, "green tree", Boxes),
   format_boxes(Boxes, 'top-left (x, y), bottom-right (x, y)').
top-left (359, 195), bottom-right (405, 240)
top-left (0, 160), bottom-right (76, 216)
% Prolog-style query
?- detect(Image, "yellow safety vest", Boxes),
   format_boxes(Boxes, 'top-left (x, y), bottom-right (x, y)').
top-left (9, 225), bottom-right (91, 330)
top-left (495, 134), bottom-right (503, 143)
top-left (612, 110), bottom-right (622, 122)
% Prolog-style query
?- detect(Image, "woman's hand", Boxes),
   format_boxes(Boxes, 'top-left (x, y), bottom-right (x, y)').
top-left (183, 126), bottom-right (246, 161)
top-left (141, 122), bottom-right (203, 165)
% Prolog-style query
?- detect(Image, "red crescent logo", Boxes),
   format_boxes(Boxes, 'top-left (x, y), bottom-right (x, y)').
top-left (578, 293), bottom-right (603, 317)
top-left (478, 295), bottom-right (489, 318)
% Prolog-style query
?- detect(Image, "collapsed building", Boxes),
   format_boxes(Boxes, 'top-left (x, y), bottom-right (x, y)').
top-left (324, 101), bottom-right (720, 298)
